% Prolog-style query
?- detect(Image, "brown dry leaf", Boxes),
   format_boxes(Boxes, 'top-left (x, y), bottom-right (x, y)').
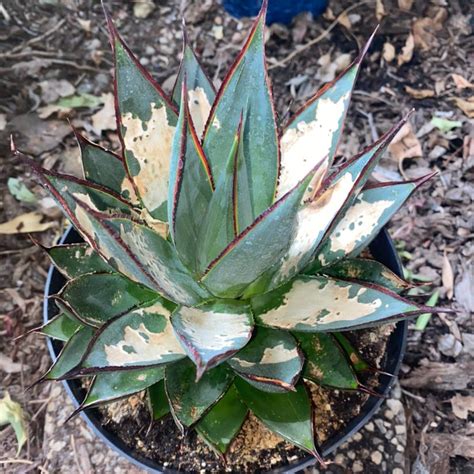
top-left (0, 212), bottom-right (55, 234)
top-left (397, 33), bottom-right (414, 66)
top-left (383, 42), bottom-right (395, 63)
top-left (375, 0), bottom-right (386, 21)
top-left (405, 86), bottom-right (435, 99)
top-left (450, 394), bottom-right (474, 420)
top-left (91, 93), bottom-right (116, 135)
top-left (0, 354), bottom-right (25, 374)
top-left (388, 122), bottom-right (423, 163)
top-left (452, 73), bottom-right (473, 90)
top-left (442, 251), bottom-right (454, 299)
top-left (398, 0), bottom-right (413, 11)
top-left (412, 10), bottom-right (447, 51)
top-left (77, 18), bottom-right (91, 33)
top-left (453, 97), bottom-right (474, 118)
top-left (337, 11), bottom-right (352, 30)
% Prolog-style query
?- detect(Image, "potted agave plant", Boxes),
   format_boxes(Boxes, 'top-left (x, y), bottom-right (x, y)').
top-left (16, 1), bottom-right (446, 471)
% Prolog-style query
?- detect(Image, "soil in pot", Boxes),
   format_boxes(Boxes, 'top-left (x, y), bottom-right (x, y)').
top-left (96, 324), bottom-right (394, 472)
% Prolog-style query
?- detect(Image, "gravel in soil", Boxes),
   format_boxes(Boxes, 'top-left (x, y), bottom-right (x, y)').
top-left (1, 0), bottom-right (472, 472)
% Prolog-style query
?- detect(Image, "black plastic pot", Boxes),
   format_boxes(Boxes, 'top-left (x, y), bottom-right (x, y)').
top-left (44, 226), bottom-right (407, 473)
top-left (222, 0), bottom-right (329, 25)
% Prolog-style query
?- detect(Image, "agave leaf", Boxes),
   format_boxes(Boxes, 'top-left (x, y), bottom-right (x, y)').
top-left (172, 28), bottom-right (216, 137)
top-left (276, 29), bottom-right (377, 200)
top-left (252, 275), bottom-right (436, 332)
top-left (202, 2), bottom-right (279, 220)
top-left (198, 118), bottom-right (252, 270)
top-left (322, 258), bottom-right (411, 294)
top-left (165, 358), bottom-right (234, 430)
top-left (295, 333), bottom-right (358, 389)
top-left (196, 384), bottom-right (248, 455)
top-left (73, 129), bottom-right (137, 203)
top-left (168, 82), bottom-right (214, 272)
top-left (81, 366), bottom-right (166, 409)
top-left (39, 312), bottom-right (83, 341)
top-left (45, 326), bottom-right (94, 380)
top-left (148, 380), bottom-right (170, 421)
top-left (315, 175), bottom-right (435, 269)
top-left (248, 116), bottom-right (411, 294)
top-left (171, 301), bottom-right (253, 379)
top-left (79, 302), bottom-right (185, 373)
top-left (201, 167), bottom-right (315, 298)
top-left (105, 10), bottom-right (178, 219)
top-left (103, 216), bottom-right (211, 305)
top-left (234, 378), bottom-right (320, 458)
top-left (57, 273), bottom-right (159, 327)
top-left (228, 326), bottom-right (303, 392)
top-left (44, 243), bottom-right (114, 279)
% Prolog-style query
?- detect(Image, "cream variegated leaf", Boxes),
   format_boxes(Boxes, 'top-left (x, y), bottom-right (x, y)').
top-left (252, 275), bottom-right (431, 332)
top-left (171, 301), bottom-right (253, 379)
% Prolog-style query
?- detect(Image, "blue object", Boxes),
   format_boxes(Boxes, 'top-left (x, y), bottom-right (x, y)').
top-left (222, 0), bottom-right (329, 24)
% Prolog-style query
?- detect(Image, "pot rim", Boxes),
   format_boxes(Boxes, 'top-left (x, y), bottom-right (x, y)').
top-left (43, 226), bottom-right (407, 473)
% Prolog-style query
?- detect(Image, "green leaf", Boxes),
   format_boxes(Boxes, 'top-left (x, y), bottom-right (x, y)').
top-left (243, 118), bottom-right (410, 298)
top-left (415, 290), bottom-right (440, 331)
top-left (148, 380), bottom-right (170, 420)
top-left (252, 275), bottom-right (429, 332)
top-left (168, 83), bottom-right (214, 272)
top-left (172, 31), bottom-right (216, 137)
top-left (315, 176), bottom-right (434, 269)
top-left (430, 116), bottom-right (462, 133)
top-left (201, 167), bottom-right (315, 298)
top-left (102, 216), bottom-right (211, 305)
top-left (81, 366), bottom-right (166, 409)
top-left (202, 5), bottom-right (279, 222)
top-left (7, 177), bottom-right (37, 203)
top-left (276, 30), bottom-right (376, 200)
top-left (81, 301), bottom-right (185, 372)
top-left (74, 130), bottom-right (136, 203)
top-left (295, 333), bottom-right (358, 389)
top-left (46, 326), bottom-right (94, 379)
top-left (45, 243), bottom-right (114, 279)
top-left (0, 392), bottom-right (27, 455)
top-left (196, 384), bottom-right (248, 455)
top-left (165, 358), bottom-right (234, 429)
top-left (57, 273), bottom-right (159, 327)
top-left (40, 312), bottom-right (83, 341)
top-left (322, 258), bottom-right (411, 294)
top-left (234, 378), bottom-right (319, 457)
top-left (171, 300), bottom-right (253, 379)
top-left (228, 326), bottom-right (303, 392)
top-left (333, 332), bottom-right (370, 373)
top-left (107, 13), bottom-right (178, 218)
top-left (57, 93), bottom-right (103, 109)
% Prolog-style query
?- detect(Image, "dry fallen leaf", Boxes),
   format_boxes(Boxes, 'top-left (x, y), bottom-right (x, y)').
top-left (412, 10), bottom-right (447, 51)
top-left (0, 354), bottom-right (25, 374)
top-left (398, 0), bottom-right (414, 11)
top-left (405, 86), bottom-right (435, 99)
top-left (316, 52), bottom-right (351, 83)
top-left (0, 392), bottom-right (27, 455)
top-left (375, 0), bottom-right (386, 21)
top-left (453, 97), bottom-right (474, 118)
top-left (383, 42), bottom-right (395, 63)
top-left (389, 122), bottom-right (423, 163)
top-left (91, 93), bottom-right (116, 135)
top-left (39, 79), bottom-right (75, 104)
top-left (0, 212), bottom-right (55, 234)
top-left (337, 11), bottom-right (352, 30)
top-left (450, 394), bottom-right (474, 420)
top-left (398, 33), bottom-right (414, 66)
top-left (452, 73), bottom-right (473, 90)
top-left (442, 251), bottom-right (454, 299)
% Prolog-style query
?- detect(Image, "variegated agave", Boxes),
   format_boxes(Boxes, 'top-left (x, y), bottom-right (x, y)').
top-left (21, 1), bottom-right (443, 464)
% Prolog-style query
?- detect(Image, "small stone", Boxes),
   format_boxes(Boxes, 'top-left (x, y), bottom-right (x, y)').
top-left (397, 444), bottom-right (404, 452)
top-left (375, 419), bottom-right (387, 434)
top-left (371, 437), bottom-right (383, 445)
top-left (391, 438), bottom-right (398, 445)
top-left (348, 451), bottom-right (356, 460)
top-left (353, 432), bottom-right (363, 442)
top-left (394, 453), bottom-right (404, 464)
top-left (352, 461), bottom-right (364, 472)
top-left (365, 421), bottom-right (375, 432)
top-left (438, 333), bottom-right (463, 357)
top-left (395, 425), bottom-right (406, 435)
top-left (385, 409), bottom-right (395, 420)
top-left (382, 461), bottom-right (387, 471)
top-left (371, 451), bottom-right (383, 465)
top-left (334, 454), bottom-right (345, 465)
top-left (385, 430), bottom-right (394, 440)
top-left (393, 469), bottom-right (404, 474)
top-left (387, 399), bottom-right (403, 415)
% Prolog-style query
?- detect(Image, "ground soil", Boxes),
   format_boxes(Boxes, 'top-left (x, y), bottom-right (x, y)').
top-left (1, 0), bottom-right (472, 473)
